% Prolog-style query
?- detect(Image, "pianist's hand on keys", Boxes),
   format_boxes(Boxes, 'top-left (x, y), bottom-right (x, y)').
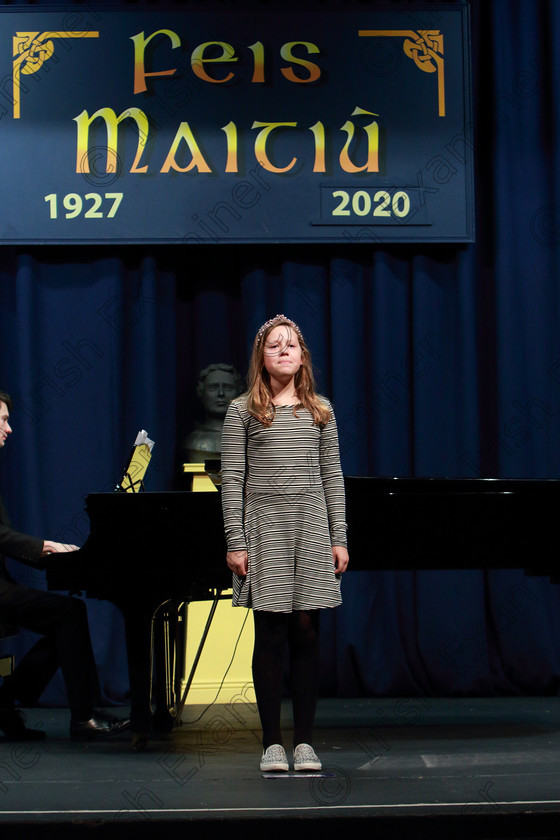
top-left (42, 540), bottom-right (80, 555)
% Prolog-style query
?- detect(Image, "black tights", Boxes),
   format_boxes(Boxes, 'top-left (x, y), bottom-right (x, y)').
top-left (252, 610), bottom-right (320, 750)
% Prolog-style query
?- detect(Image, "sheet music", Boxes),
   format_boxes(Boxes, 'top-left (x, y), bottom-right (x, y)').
top-left (117, 430), bottom-right (155, 493)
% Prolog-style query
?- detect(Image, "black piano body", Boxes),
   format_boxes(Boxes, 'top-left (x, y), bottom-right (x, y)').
top-left (46, 491), bottom-right (230, 743)
top-left (345, 475), bottom-right (560, 574)
top-left (46, 477), bottom-right (560, 741)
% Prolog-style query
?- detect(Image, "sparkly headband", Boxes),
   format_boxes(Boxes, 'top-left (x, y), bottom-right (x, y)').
top-left (257, 314), bottom-right (302, 342)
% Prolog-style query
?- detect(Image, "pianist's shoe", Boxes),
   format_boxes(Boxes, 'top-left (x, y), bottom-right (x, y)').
top-left (0, 706), bottom-right (46, 741)
top-left (70, 710), bottom-right (131, 741)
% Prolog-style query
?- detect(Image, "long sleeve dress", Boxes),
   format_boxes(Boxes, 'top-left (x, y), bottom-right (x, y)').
top-left (221, 397), bottom-right (347, 612)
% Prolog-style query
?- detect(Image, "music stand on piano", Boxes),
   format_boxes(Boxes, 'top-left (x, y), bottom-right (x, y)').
top-left (115, 430), bottom-right (154, 493)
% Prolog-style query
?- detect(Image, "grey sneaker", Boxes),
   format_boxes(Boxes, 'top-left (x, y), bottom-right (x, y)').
top-left (260, 743), bottom-right (289, 772)
top-left (293, 743), bottom-right (322, 771)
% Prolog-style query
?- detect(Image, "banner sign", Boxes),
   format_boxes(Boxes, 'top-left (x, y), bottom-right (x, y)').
top-left (1, 4), bottom-right (474, 244)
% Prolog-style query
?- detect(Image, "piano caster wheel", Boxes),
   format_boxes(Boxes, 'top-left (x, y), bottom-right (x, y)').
top-left (132, 731), bottom-right (149, 751)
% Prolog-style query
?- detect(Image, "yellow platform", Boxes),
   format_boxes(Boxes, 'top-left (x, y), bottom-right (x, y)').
top-left (179, 463), bottom-right (255, 708)
top-left (180, 594), bottom-right (255, 708)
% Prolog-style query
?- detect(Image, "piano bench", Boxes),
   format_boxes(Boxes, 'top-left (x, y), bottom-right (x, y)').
top-left (0, 654), bottom-right (14, 678)
top-left (0, 628), bottom-right (17, 678)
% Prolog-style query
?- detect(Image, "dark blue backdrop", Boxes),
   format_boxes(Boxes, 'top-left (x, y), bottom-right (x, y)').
top-left (2, 0), bottom-right (560, 707)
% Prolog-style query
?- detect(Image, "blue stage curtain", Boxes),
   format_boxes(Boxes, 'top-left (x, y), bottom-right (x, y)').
top-left (2, 0), bottom-right (560, 706)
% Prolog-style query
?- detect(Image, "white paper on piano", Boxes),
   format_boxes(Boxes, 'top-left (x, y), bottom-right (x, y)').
top-left (134, 429), bottom-right (155, 451)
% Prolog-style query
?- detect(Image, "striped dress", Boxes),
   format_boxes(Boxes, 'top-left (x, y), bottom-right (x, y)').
top-left (221, 396), bottom-right (347, 612)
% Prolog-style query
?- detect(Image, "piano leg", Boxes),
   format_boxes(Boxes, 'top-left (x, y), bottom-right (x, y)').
top-left (116, 592), bottom-right (226, 748)
top-left (117, 596), bottom-right (161, 750)
top-left (152, 601), bottom-right (178, 734)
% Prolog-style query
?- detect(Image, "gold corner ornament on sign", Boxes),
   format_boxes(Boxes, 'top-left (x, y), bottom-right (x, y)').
top-left (358, 29), bottom-right (445, 117)
top-left (12, 31), bottom-right (99, 119)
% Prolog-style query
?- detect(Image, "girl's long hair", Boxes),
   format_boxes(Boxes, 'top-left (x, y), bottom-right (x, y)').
top-left (245, 317), bottom-right (331, 427)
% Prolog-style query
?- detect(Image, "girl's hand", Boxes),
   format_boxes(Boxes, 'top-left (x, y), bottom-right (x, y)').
top-left (227, 549), bottom-right (248, 577)
top-left (332, 545), bottom-right (349, 575)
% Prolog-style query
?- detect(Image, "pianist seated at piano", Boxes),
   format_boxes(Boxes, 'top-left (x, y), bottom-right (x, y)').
top-left (181, 363), bottom-right (243, 463)
top-left (0, 389), bottom-right (130, 742)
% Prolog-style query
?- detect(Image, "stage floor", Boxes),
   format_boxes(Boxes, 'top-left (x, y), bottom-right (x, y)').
top-left (1, 697), bottom-right (560, 839)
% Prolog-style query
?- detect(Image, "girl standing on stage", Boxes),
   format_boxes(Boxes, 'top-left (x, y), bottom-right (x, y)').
top-left (221, 314), bottom-right (349, 773)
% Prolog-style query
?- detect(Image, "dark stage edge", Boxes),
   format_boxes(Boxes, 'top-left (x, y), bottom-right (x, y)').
top-left (1, 697), bottom-right (560, 840)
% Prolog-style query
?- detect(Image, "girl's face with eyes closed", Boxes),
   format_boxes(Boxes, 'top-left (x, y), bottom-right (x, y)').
top-left (262, 325), bottom-right (303, 382)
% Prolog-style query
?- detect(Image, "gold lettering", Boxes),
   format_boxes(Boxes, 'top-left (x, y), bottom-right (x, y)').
top-left (280, 42), bottom-right (321, 83)
top-left (160, 122), bottom-right (212, 173)
top-left (74, 107), bottom-right (149, 173)
top-left (339, 107), bottom-right (379, 173)
top-left (191, 42), bottom-right (237, 83)
top-left (309, 121), bottom-right (326, 173)
top-left (252, 121), bottom-right (297, 173)
top-left (248, 41), bottom-right (265, 83)
top-left (221, 121), bottom-right (238, 173)
top-left (130, 30), bottom-right (180, 94)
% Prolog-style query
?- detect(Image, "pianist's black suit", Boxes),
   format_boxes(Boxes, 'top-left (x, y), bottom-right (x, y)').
top-left (0, 494), bottom-right (101, 717)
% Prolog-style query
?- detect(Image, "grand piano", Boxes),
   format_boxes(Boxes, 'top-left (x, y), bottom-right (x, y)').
top-left (46, 489), bottom-right (230, 748)
top-left (45, 476), bottom-right (559, 745)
